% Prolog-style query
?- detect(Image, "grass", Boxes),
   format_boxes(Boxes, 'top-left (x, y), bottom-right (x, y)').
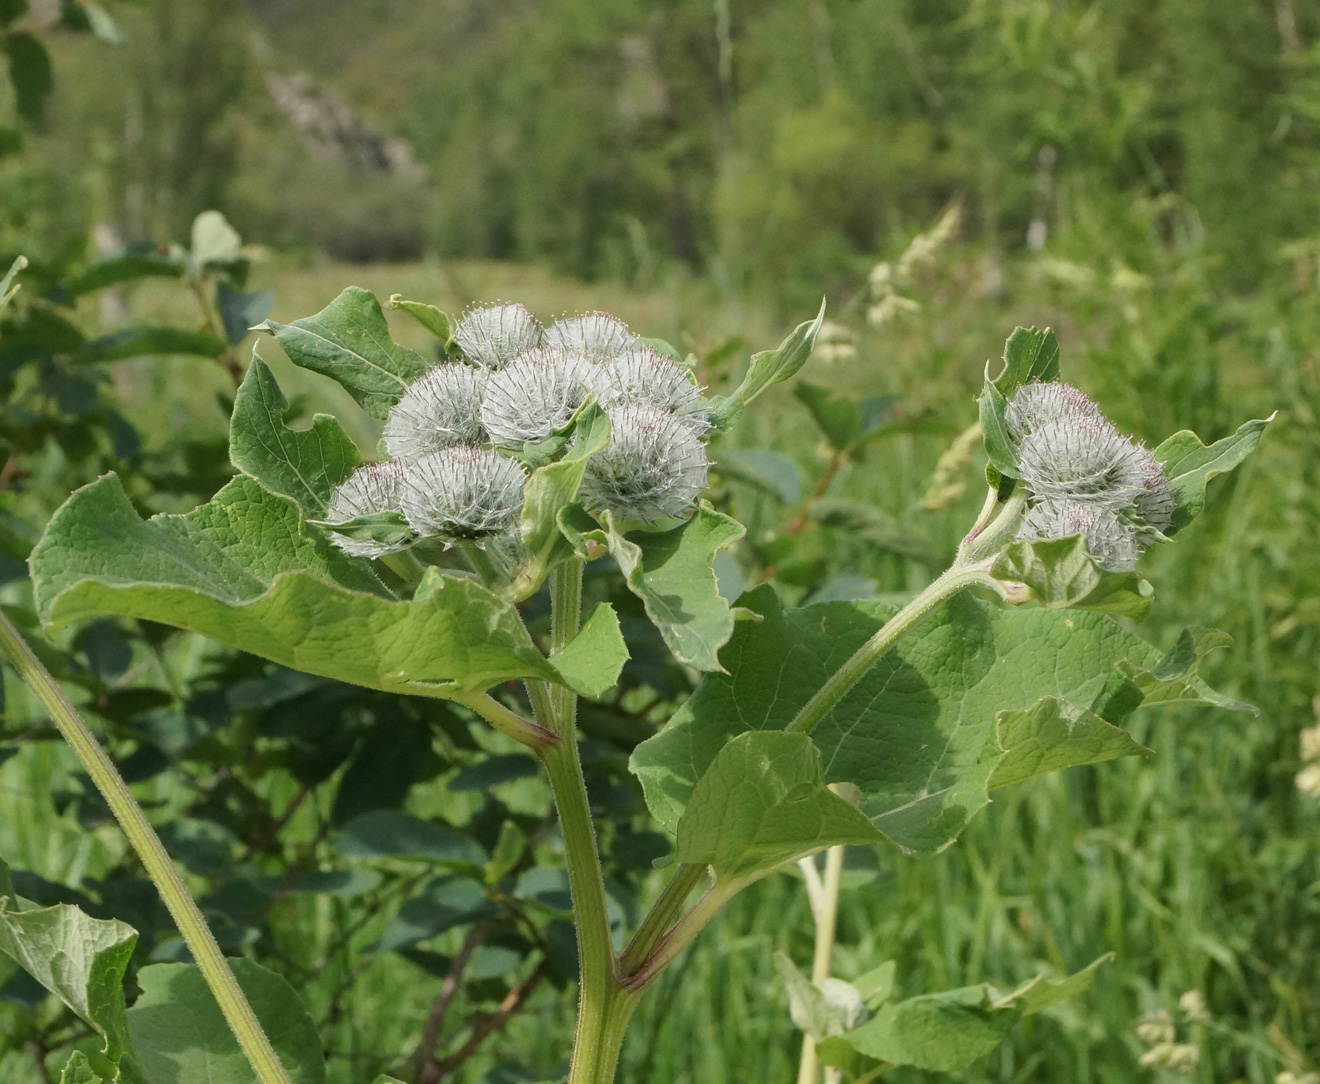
top-left (3, 245), bottom-right (1319, 1083)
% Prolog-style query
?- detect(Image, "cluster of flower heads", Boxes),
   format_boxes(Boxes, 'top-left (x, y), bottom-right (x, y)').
top-left (325, 303), bottom-right (712, 561)
top-left (1007, 380), bottom-right (1175, 571)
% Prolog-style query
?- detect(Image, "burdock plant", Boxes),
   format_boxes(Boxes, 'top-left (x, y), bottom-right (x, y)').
top-left (1, 280), bottom-right (1270, 1084)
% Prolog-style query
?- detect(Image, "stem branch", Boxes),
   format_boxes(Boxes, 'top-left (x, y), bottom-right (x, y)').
top-left (0, 611), bottom-right (293, 1084)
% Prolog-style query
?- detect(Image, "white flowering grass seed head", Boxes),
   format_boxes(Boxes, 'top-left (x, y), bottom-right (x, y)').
top-left (382, 363), bottom-right (488, 459)
top-left (400, 445), bottom-right (527, 540)
top-left (481, 347), bottom-right (595, 446)
top-left (453, 302), bottom-right (543, 369)
top-left (588, 345), bottom-right (709, 425)
top-left (325, 461), bottom-right (409, 557)
top-left (544, 311), bottom-right (637, 361)
top-left (581, 404), bottom-right (710, 522)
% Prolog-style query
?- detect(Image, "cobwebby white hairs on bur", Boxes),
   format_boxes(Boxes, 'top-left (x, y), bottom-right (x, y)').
top-left (1004, 380), bottom-right (1104, 440)
top-left (1016, 416), bottom-right (1148, 508)
top-left (399, 446), bottom-right (527, 540)
top-left (1017, 497), bottom-right (1142, 571)
top-left (481, 347), bottom-right (595, 446)
top-left (453, 303), bottom-right (544, 369)
top-left (1133, 446), bottom-right (1177, 534)
top-left (382, 363), bottom-right (488, 459)
top-left (544, 311), bottom-right (637, 361)
top-left (325, 461), bottom-right (409, 557)
top-left (581, 404), bottom-right (710, 522)
top-left (586, 345), bottom-right (709, 424)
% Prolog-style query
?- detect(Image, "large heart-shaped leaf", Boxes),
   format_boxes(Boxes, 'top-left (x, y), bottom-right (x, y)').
top-left (127, 960), bottom-right (326, 1084)
top-left (30, 476), bottom-right (560, 695)
top-left (632, 585), bottom-right (1237, 854)
top-left (262, 287), bottom-right (430, 419)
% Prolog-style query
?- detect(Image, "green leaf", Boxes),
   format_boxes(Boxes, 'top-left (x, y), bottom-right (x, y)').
top-left (69, 1), bottom-right (123, 44)
top-left (0, 859), bottom-right (136, 1076)
top-left (127, 959), bottom-right (325, 1084)
top-left (632, 586), bottom-right (1232, 853)
top-left (775, 953), bottom-right (837, 1040)
top-left (793, 381), bottom-right (862, 451)
top-left (995, 953), bottom-right (1113, 1015)
top-left (0, 0), bottom-right (28, 28)
top-left (315, 511), bottom-right (416, 550)
top-left (0, 254), bottom-right (24, 314)
top-left (74, 327), bottom-right (229, 365)
top-left (217, 285), bottom-right (274, 345)
top-left (709, 300), bottom-right (826, 429)
top-left (520, 402), bottom-right (610, 576)
top-left (30, 476), bottom-right (560, 695)
top-left (190, 210), bottom-right (242, 269)
top-left (990, 697), bottom-right (1151, 789)
top-left (549, 602), bottom-right (628, 699)
top-left (230, 355), bottom-right (361, 519)
top-left (834, 985), bottom-right (1019, 1071)
top-left (991, 535), bottom-right (1154, 619)
top-left (64, 253), bottom-right (186, 297)
top-left (1154, 416), bottom-right (1272, 533)
top-left (375, 877), bottom-right (493, 951)
top-left (5, 34), bottom-right (53, 121)
top-left (714, 449), bottom-right (802, 504)
top-left (58, 1051), bottom-right (104, 1084)
top-left (602, 506), bottom-right (745, 672)
top-left (978, 327), bottom-right (1060, 478)
top-left (388, 294), bottom-right (451, 342)
top-left (333, 811), bottom-right (487, 865)
top-left (676, 732), bottom-right (880, 880)
top-left (263, 287), bottom-right (430, 420)
top-left (991, 327), bottom-right (1061, 394)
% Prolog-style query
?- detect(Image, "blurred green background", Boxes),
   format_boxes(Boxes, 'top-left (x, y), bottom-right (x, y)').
top-left (2, 1), bottom-right (1320, 1082)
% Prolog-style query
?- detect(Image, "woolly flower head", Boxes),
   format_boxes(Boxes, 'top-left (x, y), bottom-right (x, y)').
top-left (382, 363), bottom-right (487, 459)
top-left (399, 446), bottom-right (527, 541)
top-left (325, 461), bottom-right (409, 558)
top-left (1016, 417), bottom-right (1147, 508)
top-left (581, 404), bottom-right (710, 522)
top-left (1017, 498), bottom-right (1141, 571)
top-left (481, 347), bottom-right (594, 446)
top-left (1004, 380), bottom-right (1103, 440)
top-left (587, 345), bottom-right (709, 424)
top-left (453, 303), bottom-right (543, 369)
top-left (1133, 449), bottom-right (1176, 534)
top-left (544, 312), bottom-right (637, 361)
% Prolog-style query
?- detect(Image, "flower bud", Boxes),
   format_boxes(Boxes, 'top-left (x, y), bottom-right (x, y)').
top-left (1133, 446), bottom-right (1176, 533)
top-left (1017, 417), bottom-right (1147, 508)
top-left (1005, 380), bottom-right (1103, 440)
top-left (481, 347), bottom-right (594, 446)
top-left (382, 363), bottom-right (487, 459)
top-left (453, 302), bottom-right (543, 369)
top-left (399, 446), bottom-right (527, 540)
top-left (1018, 497), bottom-right (1142, 571)
top-left (587, 345), bottom-right (709, 424)
top-left (325, 461), bottom-right (409, 557)
top-left (581, 404), bottom-right (710, 522)
top-left (544, 311), bottom-right (637, 361)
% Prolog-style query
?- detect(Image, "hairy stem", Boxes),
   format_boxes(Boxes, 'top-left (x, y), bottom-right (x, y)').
top-left (450, 691), bottom-right (558, 749)
top-left (621, 879), bottom-right (739, 991)
top-left (534, 559), bottom-right (624, 1084)
top-left (786, 560), bottom-right (995, 736)
top-left (0, 611), bottom-right (294, 1084)
top-left (618, 862), bottom-right (707, 977)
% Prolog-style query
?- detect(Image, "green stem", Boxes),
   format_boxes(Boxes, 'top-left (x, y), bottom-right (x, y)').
top-left (0, 611), bottom-right (294, 1084)
top-left (533, 559), bottom-right (622, 1084)
top-left (450, 691), bottom-right (557, 749)
top-left (796, 845), bottom-right (845, 1084)
top-left (621, 879), bottom-right (739, 991)
top-left (618, 862), bottom-right (707, 977)
top-left (786, 560), bottom-right (995, 736)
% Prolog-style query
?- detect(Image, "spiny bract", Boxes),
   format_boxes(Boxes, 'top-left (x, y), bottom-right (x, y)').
top-left (581, 404), bottom-right (710, 522)
top-left (544, 311), bottom-right (637, 361)
top-left (481, 347), bottom-right (596, 446)
top-left (1017, 497), bottom-right (1142, 571)
top-left (587, 345), bottom-right (709, 424)
top-left (399, 446), bottom-right (527, 540)
top-left (325, 461), bottom-right (410, 557)
top-left (382, 363), bottom-right (488, 458)
top-left (453, 302), bottom-right (543, 369)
